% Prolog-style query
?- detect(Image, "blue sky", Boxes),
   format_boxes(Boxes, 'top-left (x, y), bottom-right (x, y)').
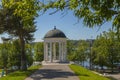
top-left (34, 9), bottom-right (112, 42)
top-left (0, 9), bottom-right (112, 43)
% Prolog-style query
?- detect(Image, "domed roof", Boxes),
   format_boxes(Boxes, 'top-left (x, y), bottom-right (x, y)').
top-left (44, 27), bottom-right (66, 38)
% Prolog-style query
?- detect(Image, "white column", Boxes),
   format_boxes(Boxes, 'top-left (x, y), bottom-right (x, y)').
top-left (59, 42), bottom-right (61, 61)
top-left (53, 43), bottom-right (56, 60)
top-left (62, 42), bottom-right (65, 61)
top-left (50, 42), bottom-right (52, 62)
top-left (44, 42), bottom-right (49, 61)
top-left (44, 42), bottom-right (46, 61)
top-left (61, 42), bottom-right (62, 61)
top-left (64, 41), bottom-right (67, 61)
top-left (61, 42), bottom-right (64, 62)
top-left (46, 43), bottom-right (48, 61)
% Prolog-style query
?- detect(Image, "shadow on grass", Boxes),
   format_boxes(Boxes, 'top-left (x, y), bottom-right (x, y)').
top-left (8, 69), bottom-right (38, 77)
top-left (75, 72), bottom-right (89, 77)
top-left (0, 65), bottom-right (41, 80)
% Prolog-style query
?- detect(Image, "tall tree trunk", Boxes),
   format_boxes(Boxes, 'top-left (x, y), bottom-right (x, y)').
top-left (20, 36), bottom-right (27, 70)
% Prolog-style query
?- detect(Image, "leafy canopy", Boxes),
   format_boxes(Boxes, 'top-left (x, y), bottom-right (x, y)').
top-left (92, 29), bottom-right (120, 69)
top-left (0, 0), bottom-right (41, 70)
top-left (43, 0), bottom-right (120, 32)
top-left (2, 0), bottom-right (41, 28)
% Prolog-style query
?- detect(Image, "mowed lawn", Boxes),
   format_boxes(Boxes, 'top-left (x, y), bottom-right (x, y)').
top-left (69, 64), bottom-right (111, 80)
top-left (0, 65), bottom-right (41, 80)
top-left (0, 69), bottom-right (2, 72)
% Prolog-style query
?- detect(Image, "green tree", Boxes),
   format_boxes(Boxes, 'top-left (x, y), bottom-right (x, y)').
top-left (44, 0), bottom-right (120, 36)
top-left (25, 44), bottom-right (34, 66)
top-left (75, 40), bottom-right (89, 66)
top-left (92, 36), bottom-right (108, 70)
top-left (0, 39), bottom-right (21, 71)
top-left (93, 30), bottom-right (120, 72)
top-left (0, 43), bottom-right (9, 68)
top-left (34, 42), bottom-right (44, 62)
top-left (0, 39), bottom-right (38, 71)
top-left (67, 40), bottom-right (89, 65)
top-left (67, 40), bottom-right (77, 61)
top-left (105, 30), bottom-right (120, 72)
top-left (7, 40), bottom-right (21, 70)
top-left (0, 0), bottom-right (40, 70)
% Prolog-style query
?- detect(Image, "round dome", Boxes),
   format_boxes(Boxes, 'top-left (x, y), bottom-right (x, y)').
top-left (44, 27), bottom-right (66, 38)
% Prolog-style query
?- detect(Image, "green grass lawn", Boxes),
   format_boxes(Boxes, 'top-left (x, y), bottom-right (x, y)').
top-left (69, 64), bottom-right (111, 80)
top-left (0, 65), bottom-right (42, 80)
top-left (0, 69), bottom-right (2, 72)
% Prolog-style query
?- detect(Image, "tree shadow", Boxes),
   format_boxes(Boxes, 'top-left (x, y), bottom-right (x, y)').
top-left (8, 69), bottom-right (38, 76)
top-left (76, 73), bottom-right (89, 77)
top-left (28, 69), bottom-right (77, 80)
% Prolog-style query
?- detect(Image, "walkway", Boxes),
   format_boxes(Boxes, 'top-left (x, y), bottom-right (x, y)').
top-left (107, 73), bottom-right (120, 80)
top-left (25, 64), bottom-right (79, 80)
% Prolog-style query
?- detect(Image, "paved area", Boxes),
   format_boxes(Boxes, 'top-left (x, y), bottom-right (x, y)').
top-left (25, 64), bottom-right (79, 80)
top-left (107, 73), bottom-right (120, 80)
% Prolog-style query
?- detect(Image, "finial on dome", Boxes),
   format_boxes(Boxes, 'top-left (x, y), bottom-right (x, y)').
top-left (54, 26), bottom-right (56, 30)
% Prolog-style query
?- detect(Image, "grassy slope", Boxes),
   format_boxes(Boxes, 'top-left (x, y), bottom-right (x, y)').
top-left (0, 65), bottom-right (41, 80)
top-left (69, 64), bottom-right (110, 80)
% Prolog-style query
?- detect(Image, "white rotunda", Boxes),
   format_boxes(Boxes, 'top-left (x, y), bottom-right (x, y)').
top-left (43, 27), bottom-right (67, 63)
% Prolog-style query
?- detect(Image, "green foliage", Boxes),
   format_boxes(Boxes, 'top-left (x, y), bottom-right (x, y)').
top-left (0, 0), bottom-right (40, 70)
top-left (7, 40), bottom-right (21, 69)
top-left (2, 0), bottom-right (40, 27)
top-left (43, 0), bottom-right (120, 34)
top-left (0, 65), bottom-right (41, 80)
top-left (67, 40), bottom-right (75, 60)
top-left (69, 64), bottom-right (110, 80)
top-left (92, 30), bottom-right (120, 70)
top-left (0, 69), bottom-right (2, 72)
top-left (76, 40), bottom-right (89, 63)
top-left (92, 36), bottom-right (108, 68)
top-left (67, 40), bottom-right (79, 61)
top-left (34, 42), bottom-right (43, 61)
top-left (25, 44), bottom-right (34, 66)
top-left (0, 40), bottom-right (34, 70)
top-left (0, 42), bottom-right (11, 68)
top-left (67, 40), bottom-right (89, 65)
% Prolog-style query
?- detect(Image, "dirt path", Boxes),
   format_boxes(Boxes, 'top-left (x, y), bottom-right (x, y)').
top-left (25, 64), bottom-right (79, 80)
